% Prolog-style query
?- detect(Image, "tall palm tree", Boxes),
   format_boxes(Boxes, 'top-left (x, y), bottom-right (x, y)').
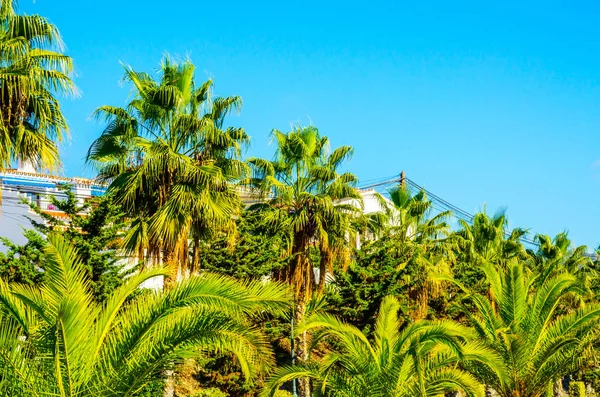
top-left (0, 0), bottom-right (76, 171)
top-left (452, 259), bottom-right (600, 397)
top-left (527, 232), bottom-right (594, 287)
top-left (248, 125), bottom-right (361, 308)
top-left (248, 125), bottom-right (361, 396)
top-left (87, 56), bottom-right (248, 278)
top-left (0, 234), bottom-right (290, 396)
top-left (261, 296), bottom-right (501, 397)
top-left (453, 211), bottom-right (527, 265)
top-left (451, 211), bottom-right (527, 294)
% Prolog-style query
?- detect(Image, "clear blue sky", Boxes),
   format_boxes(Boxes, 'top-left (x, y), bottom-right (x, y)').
top-left (20, 1), bottom-right (600, 248)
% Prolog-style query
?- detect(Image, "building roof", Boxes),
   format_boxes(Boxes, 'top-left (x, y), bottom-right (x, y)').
top-left (1, 169), bottom-right (108, 191)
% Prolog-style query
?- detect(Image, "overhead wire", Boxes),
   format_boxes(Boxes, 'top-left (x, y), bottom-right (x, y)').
top-left (0, 173), bottom-right (554, 250)
top-left (358, 174), bottom-right (540, 248)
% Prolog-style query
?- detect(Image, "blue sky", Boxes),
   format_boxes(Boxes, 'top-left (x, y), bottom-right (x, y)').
top-left (19, 1), bottom-right (600, 248)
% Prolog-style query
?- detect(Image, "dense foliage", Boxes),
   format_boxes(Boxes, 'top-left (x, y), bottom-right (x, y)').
top-left (197, 211), bottom-right (288, 280)
top-left (0, 185), bottom-right (129, 301)
top-left (0, 228), bottom-right (45, 284)
top-left (0, 234), bottom-right (290, 396)
top-left (1, 2), bottom-right (600, 396)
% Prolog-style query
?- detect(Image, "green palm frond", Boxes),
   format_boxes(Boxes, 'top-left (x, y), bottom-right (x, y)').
top-left (263, 296), bottom-right (494, 397)
top-left (457, 259), bottom-right (600, 397)
top-left (0, 235), bottom-right (291, 395)
top-left (0, 2), bottom-right (76, 170)
top-left (87, 56), bottom-right (246, 274)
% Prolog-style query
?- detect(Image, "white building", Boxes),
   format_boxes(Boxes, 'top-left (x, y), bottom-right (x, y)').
top-left (0, 166), bottom-right (106, 248)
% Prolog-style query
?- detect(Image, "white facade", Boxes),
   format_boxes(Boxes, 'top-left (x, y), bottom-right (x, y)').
top-left (0, 168), bottom-right (106, 248)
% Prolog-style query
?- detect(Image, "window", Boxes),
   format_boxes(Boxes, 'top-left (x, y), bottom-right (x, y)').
top-left (23, 192), bottom-right (38, 204)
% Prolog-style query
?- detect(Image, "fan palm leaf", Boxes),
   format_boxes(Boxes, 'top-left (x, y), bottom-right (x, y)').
top-left (87, 56), bottom-right (248, 277)
top-left (0, 0), bottom-right (77, 171)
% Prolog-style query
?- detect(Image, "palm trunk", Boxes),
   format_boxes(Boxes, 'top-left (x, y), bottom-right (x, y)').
top-left (317, 245), bottom-right (331, 295)
top-left (289, 233), bottom-right (312, 397)
top-left (191, 236), bottom-right (200, 274)
top-left (161, 247), bottom-right (176, 397)
top-left (163, 369), bottom-right (175, 397)
top-left (162, 248), bottom-right (178, 289)
top-left (294, 301), bottom-right (311, 397)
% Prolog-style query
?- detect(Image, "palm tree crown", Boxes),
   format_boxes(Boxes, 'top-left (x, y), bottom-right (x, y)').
top-left (386, 186), bottom-right (451, 243)
top-left (262, 296), bottom-right (500, 397)
top-left (0, 0), bottom-right (77, 171)
top-left (87, 56), bottom-right (248, 275)
top-left (248, 125), bottom-right (361, 305)
top-left (456, 259), bottom-right (600, 397)
top-left (0, 234), bottom-right (290, 396)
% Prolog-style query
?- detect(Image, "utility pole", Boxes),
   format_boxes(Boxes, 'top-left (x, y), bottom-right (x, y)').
top-left (400, 170), bottom-right (406, 190)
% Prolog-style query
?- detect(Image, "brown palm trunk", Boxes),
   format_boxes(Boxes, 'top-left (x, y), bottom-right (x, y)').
top-left (317, 245), bottom-right (331, 295)
top-left (191, 236), bottom-right (200, 274)
top-left (295, 301), bottom-right (311, 397)
top-left (289, 233), bottom-right (312, 397)
top-left (162, 248), bottom-right (178, 289)
top-left (163, 369), bottom-right (175, 397)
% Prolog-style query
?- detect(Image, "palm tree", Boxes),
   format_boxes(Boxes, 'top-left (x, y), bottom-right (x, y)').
top-left (378, 186), bottom-right (454, 320)
top-left (451, 211), bottom-right (527, 294)
top-left (248, 127), bottom-right (361, 297)
top-left (453, 259), bottom-right (600, 397)
top-left (527, 232), bottom-right (594, 287)
top-left (0, 0), bottom-right (77, 171)
top-left (261, 296), bottom-right (500, 397)
top-left (385, 186), bottom-right (451, 243)
top-left (248, 125), bottom-right (361, 308)
top-left (87, 56), bottom-right (248, 278)
top-left (248, 125), bottom-right (361, 396)
top-left (453, 211), bottom-right (527, 265)
top-left (0, 234), bottom-right (290, 396)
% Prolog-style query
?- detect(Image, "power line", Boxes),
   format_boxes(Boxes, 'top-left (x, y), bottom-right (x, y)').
top-left (358, 174), bottom-right (540, 248)
top-left (358, 177), bottom-right (402, 190)
top-left (405, 178), bottom-right (539, 247)
top-left (358, 174), bottom-right (399, 185)
top-left (405, 178), bottom-right (475, 221)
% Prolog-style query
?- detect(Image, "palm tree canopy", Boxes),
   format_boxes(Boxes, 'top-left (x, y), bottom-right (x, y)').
top-left (453, 211), bottom-right (528, 265)
top-left (247, 125), bottom-right (362, 303)
top-left (0, 0), bottom-right (77, 171)
top-left (0, 234), bottom-right (290, 396)
top-left (385, 186), bottom-right (451, 243)
top-left (87, 56), bottom-right (248, 270)
top-left (527, 232), bottom-right (594, 287)
top-left (261, 296), bottom-right (502, 397)
top-left (454, 259), bottom-right (600, 397)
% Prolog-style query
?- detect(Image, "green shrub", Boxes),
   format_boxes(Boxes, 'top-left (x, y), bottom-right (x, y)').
top-left (273, 391), bottom-right (293, 397)
top-left (192, 388), bottom-right (228, 397)
top-left (569, 381), bottom-right (586, 397)
top-left (133, 378), bottom-right (165, 396)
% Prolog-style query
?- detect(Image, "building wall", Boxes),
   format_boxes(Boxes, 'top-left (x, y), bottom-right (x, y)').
top-left (0, 189), bottom-right (41, 249)
top-left (0, 170), bottom-right (107, 252)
